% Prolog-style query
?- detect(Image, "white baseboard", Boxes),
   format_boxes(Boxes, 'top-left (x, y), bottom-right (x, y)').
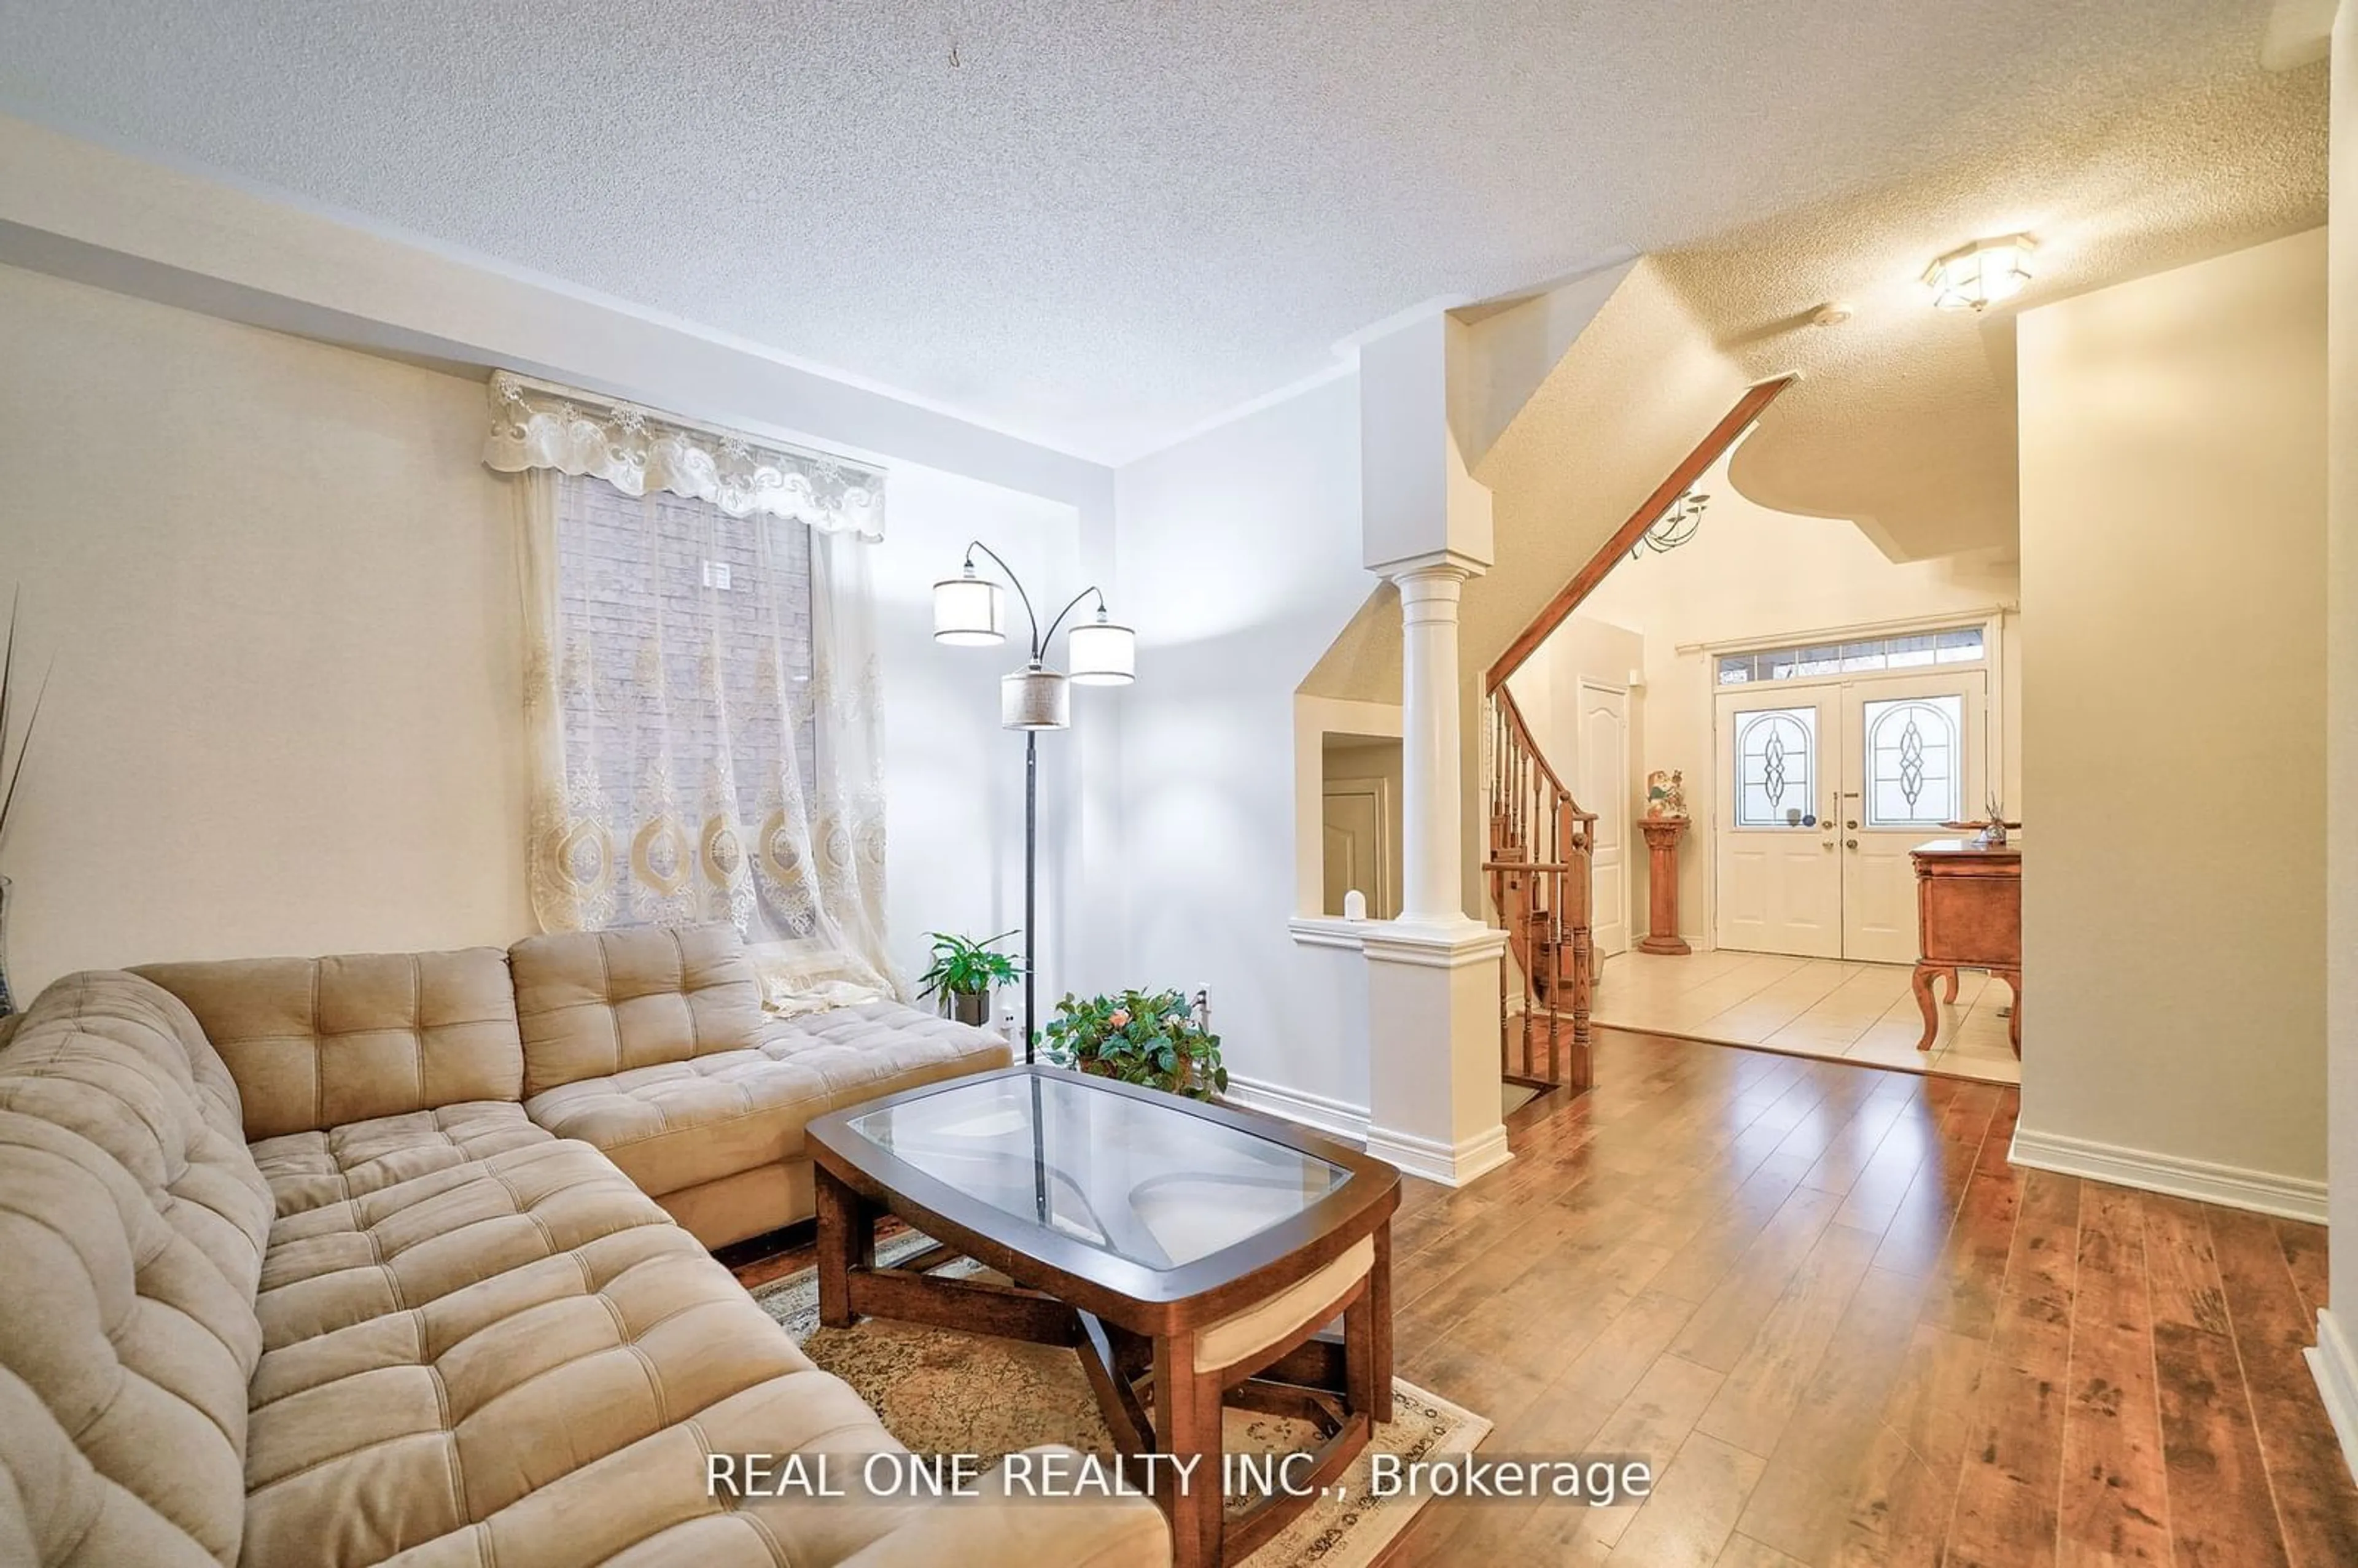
top-left (2309, 1310), bottom-right (2358, 1486)
top-left (1363, 1121), bottom-right (1514, 1187)
top-left (2008, 1125), bottom-right (2327, 1223)
top-left (1220, 1074), bottom-right (1371, 1144)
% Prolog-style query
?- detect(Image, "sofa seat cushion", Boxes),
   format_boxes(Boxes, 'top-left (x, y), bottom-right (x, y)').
top-left (523, 1005), bottom-right (1010, 1201)
top-left (757, 1000), bottom-right (1013, 1093)
top-left (241, 1222), bottom-right (878, 1568)
top-left (524, 1050), bottom-right (833, 1198)
top-left (255, 1139), bottom-right (675, 1350)
top-left (251, 1102), bottom-right (556, 1219)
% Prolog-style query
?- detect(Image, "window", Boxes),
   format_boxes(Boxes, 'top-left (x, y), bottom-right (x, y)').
top-left (550, 473), bottom-right (818, 929)
top-left (1733, 707), bottom-right (1817, 828)
top-left (1718, 625), bottom-right (1983, 685)
top-left (1862, 694), bottom-right (1964, 828)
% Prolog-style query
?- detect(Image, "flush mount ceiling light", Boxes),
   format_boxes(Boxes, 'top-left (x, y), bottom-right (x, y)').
top-left (1924, 235), bottom-right (2037, 312)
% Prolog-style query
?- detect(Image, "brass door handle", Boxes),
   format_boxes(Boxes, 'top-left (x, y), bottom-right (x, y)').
top-left (1845, 838), bottom-right (1859, 848)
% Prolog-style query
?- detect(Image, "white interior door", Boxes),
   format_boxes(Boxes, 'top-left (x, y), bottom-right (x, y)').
top-left (1321, 778), bottom-right (1391, 917)
top-left (1839, 672), bottom-right (1986, 963)
top-left (1578, 680), bottom-right (1631, 956)
top-left (1714, 688), bottom-right (1843, 958)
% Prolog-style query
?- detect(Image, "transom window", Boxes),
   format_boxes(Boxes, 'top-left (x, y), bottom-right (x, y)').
top-left (1717, 626), bottom-right (1983, 686)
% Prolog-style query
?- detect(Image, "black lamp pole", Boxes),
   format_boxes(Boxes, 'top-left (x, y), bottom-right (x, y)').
top-left (949, 542), bottom-right (1113, 1062)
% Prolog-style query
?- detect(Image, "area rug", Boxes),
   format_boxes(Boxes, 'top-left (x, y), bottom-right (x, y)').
top-left (751, 1232), bottom-right (1490, 1567)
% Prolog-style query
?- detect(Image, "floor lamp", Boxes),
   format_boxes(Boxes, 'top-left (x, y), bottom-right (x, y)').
top-left (933, 543), bottom-right (1134, 1060)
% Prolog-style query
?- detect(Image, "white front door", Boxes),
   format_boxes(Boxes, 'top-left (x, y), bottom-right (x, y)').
top-left (1579, 680), bottom-right (1631, 955)
top-left (1711, 670), bottom-right (1989, 961)
top-left (1839, 673), bottom-right (1986, 963)
top-left (1714, 688), bottom-right (1843, 958)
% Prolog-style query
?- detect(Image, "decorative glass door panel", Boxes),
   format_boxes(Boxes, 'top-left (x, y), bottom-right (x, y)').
top-left (1733, 707), bottom-right (1819, 829)
top-left (1861, 694), bottom-right (1964, 829)
top-left (1714, 691), bottom-right (1841, 958)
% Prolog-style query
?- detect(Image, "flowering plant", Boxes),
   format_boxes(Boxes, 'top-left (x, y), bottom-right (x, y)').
top-left (1038, 987), bottom-right (1227, 1101)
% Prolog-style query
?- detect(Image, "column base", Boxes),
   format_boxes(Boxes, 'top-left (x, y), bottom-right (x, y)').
top-left (1636, 934), bottom-right (1692, 956)
top-left (1363, 1122), bottom-right (1514, 1187)
top-left (1361, 922), bottom-right (1512, 1190)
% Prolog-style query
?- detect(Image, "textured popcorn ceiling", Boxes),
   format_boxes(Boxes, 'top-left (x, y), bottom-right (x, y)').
top-left (0, 1), bottom-right (2321, 470)
top-left (1659, 56), bottom-right (2327, 559)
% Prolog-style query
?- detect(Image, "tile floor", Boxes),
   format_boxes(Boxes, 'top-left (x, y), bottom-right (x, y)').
top-left (1591, 947), bottom-right (2021, 1084)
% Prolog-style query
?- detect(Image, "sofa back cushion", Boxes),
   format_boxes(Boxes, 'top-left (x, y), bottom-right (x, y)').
top-left (510, 924), bottom-right (768, 1096)
top-left (0, 972), bottom-right (276, 1566)
top-left (134, 948), bottom-right (524, 1141)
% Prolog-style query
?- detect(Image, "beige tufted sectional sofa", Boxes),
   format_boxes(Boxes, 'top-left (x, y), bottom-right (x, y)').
top-left (0, 923), bottom-right (1170, 1568)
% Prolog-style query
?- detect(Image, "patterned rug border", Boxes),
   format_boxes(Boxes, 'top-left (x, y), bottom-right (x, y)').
top-left (749, 1232), bottom-right (1491, 1568)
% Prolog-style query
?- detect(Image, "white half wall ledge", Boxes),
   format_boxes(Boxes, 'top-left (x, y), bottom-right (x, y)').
top-left (2008, 1125), bottom-right (2328, 1224)
top-left (1286, 915), bottom-right (1369, 950)
top-left (1358, 923), bottom-right (1511, 967)
top-left (1221, 1074), bottom-right (1372, 1145)
top-left (1363, 1122), bottom-right (1514, 1189)
top-left (2310, 1310), bottom-right (2358, 1485)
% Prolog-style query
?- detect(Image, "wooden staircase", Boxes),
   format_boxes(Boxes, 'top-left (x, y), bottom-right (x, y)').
top-left (1483, 686), bottom-right (1597, 1092)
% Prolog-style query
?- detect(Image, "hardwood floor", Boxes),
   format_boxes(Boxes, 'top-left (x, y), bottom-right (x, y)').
top-left (724, 1027), bottom-right (2358, 1567)
top-left (1380, 1028), bottom-right (2358, 1567)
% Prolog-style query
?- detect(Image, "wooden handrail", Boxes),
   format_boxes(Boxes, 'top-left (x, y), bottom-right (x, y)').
top-left (1485, 375), bottom-right (1796, 693)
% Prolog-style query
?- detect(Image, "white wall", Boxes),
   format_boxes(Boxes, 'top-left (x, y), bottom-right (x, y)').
top-left (2321, 0), bottom-right (2358, 1458)
top-left (1504, 612), bottom-right (1646, 942)
top-left (2017, 228), bottom-right (2327, 1208)
top-left (1115, 376), bottom-right (1379, 1118)
top-left (0, 263), bottom-right (1086, 1004)
top-left (865, 464), bottom-right (1085, 1006)
top-left (1572, 452), bottom-right (2020, 944)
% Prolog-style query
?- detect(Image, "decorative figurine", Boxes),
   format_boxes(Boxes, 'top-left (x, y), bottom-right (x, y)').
top-left (1945, 796), bottom-right (2021, 848)
top-left (1644, 768), bottom-right (1688, 821)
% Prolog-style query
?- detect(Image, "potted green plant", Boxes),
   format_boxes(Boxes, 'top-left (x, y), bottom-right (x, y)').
top-left (1039, 988), bottom-right (1228, 1102)
top-left (916, 930), bottom-right (1022, 1028)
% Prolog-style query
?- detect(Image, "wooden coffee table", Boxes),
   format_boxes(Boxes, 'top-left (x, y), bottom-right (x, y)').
top-left (806, 1065), bottom-right (1400, 1567)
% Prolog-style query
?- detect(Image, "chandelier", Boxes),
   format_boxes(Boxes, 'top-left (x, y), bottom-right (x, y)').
top-left (1630, 487), bottom-right (1710, 557)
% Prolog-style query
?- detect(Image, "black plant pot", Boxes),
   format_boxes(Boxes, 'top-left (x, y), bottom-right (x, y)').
top-left (946, 990), bottom-right (990, 1028)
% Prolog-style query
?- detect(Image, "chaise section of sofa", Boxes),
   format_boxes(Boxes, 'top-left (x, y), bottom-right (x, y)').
top-left (510, 925), bottom-right (1011, 1247)
top-left (0, 959), bottom-right (1165, 1568)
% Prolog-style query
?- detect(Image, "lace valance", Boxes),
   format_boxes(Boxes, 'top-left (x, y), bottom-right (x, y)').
top-left (483, 371), bottom-right (886, 538)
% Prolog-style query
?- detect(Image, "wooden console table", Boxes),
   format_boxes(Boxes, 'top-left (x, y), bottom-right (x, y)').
top-left (1909, 838), bottom-right (2020, 1056)
top-left (1638, 817), bottom-right (1692, 955)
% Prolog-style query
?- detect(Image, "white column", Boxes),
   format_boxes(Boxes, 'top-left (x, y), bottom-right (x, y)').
top-left (1394, 561), bottom-right (1479, 928)
top-left (1359, 549), bottom-right (1512, 1189)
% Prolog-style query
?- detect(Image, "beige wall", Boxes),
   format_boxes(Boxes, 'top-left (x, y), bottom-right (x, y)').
top-left (1573, 451), bottom-right (2020, 946)
top-left (2017, 228), bottom-right (2327, 1197)
top-left (0, 263), bottom-right (535, 987)
top-left (0, 263), bottom-right (1084, 1003)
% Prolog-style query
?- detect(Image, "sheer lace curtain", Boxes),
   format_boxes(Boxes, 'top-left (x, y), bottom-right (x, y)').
top-left (488, 373), bottom-right (899, 995)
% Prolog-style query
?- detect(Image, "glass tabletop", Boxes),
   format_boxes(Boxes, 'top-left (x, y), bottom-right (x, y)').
top-left (846, 1073), bottom-right (1350, 1271)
